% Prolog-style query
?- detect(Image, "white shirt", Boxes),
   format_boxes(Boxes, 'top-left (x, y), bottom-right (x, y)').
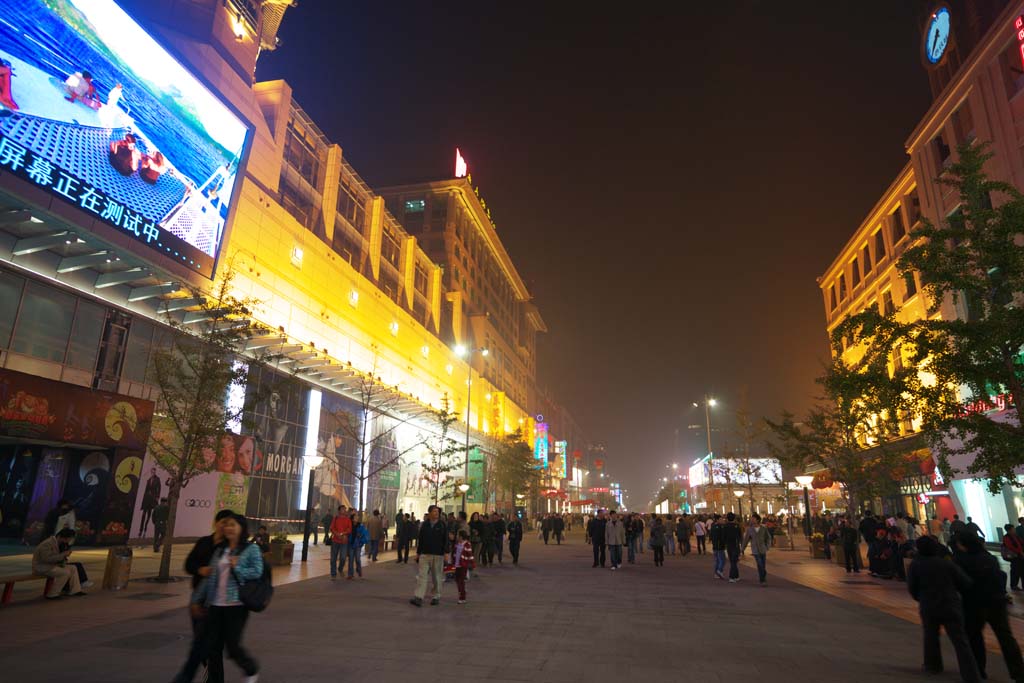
top-left (695, 521), bottom-right (706, 536)
top-left (211, 552), bottom-right (239, 607)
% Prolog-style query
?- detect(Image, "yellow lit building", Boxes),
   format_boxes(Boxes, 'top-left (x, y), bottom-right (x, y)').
top-left (0, 0), bottom-right (582, 542)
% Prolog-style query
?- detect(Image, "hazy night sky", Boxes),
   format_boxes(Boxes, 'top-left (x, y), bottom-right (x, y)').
top-left (257, 1), bottom-right (934, 504)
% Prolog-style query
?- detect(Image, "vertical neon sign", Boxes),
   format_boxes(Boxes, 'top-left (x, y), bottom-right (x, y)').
top-left (1016, 16), bottom-right (1024, 70)
top-left (534, 422), bottom-right (549, 468)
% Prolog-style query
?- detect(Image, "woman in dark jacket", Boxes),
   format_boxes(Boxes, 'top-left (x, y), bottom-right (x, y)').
top-left (649, 516), bottom-right (666, 567)
top-left (469, 512), bottom-right (485, 566)
top-left (953, 532), bottom-right (1024, 682)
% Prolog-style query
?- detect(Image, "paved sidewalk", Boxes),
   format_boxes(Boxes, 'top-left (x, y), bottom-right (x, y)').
top-left (1, 531), bottom-right (1019, 682)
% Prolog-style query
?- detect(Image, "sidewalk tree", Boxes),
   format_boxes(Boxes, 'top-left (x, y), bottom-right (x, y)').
top-left (765, 320), bottom-right (920, 519)
top-left (490, 432), bottom-right (539, 513)
top-left (419, 396), bottom-right (463, 506)
top-left (148, 270), bottom-right (278, 581)
top-left (321, 365), bottom-right (429, 511)
top-left (886, 142), bottom-right (1024, 491)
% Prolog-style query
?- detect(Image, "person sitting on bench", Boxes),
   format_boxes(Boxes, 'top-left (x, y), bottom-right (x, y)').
top-left (32, 528), bottom-right (86, 599)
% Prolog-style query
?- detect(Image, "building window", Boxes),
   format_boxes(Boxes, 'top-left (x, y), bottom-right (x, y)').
top-left (934, 132), bottom-right (952, 169)
top-left (121, 319), bottom-right (154, 383)
top-left (904, 272), bottom-right (918, 300)
top-left (874, 230), bottom-right (886, 262)
top-left (892, 208), bottom-right (907, 243)
top-left (907, 191), bottom-right (921, 225)
top-left (882, 290), bottom-right (895, 317)
top-left (337, 179), bottom-right (367, 230)
top-left (862, 245), bottom-right (872, 274)
top-left (850, 258), bottom-right (861, 288)
top-left (283, 124), bottom-right (320, 187)
top-left (12, 282), bottom-right (75, 362)
top-left (838, 274), bottom-right (847, 301)
top-left (404, 199), bottom-right (425, 213)
top-left (0, 270), bottom-right (24, 349)
top-left (382, 230), bottom-right (400, 267)
top-left (952, 104), bottom-right (975, 144)
top-left (66, 300), bottom-right (105, 370)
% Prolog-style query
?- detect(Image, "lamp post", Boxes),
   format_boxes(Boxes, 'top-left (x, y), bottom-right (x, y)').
top-left (733, 489), bottom-right (745, 521)
top-left (795, 475), bottom-right (814, 539)
top-left (454, 345), bottom-right (488, 513)
top-left (301, 453), bottom-right (324, 562)
top-left (458, 482), bottom-right (470, 513)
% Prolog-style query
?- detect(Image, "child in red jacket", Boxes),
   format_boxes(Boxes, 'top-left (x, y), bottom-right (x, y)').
top-left (453, 529), bottom-right (475, 604)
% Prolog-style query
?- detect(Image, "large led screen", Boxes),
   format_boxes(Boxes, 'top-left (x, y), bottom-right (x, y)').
top-left (0, 0), bottom-right (249, 278)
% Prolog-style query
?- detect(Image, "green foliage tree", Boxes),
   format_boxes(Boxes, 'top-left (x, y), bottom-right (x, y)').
top-left (889, 143), bottom-right (1024, 491)
top-left (765, 339), bottom-right (917, 519)
top-left (148, 270), bottom-right (277, 581)
top-left (490, 432), bottom-right (540, 513)
top-left (419, 396), bottom-right (464, 506)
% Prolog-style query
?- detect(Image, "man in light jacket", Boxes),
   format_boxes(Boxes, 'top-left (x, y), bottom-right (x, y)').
top-left (742, 512), bottom-right (772, 585)
top-left (605, 510), bottom-right (626, 570)
top-left (32, 528), bottom-right (83, 598)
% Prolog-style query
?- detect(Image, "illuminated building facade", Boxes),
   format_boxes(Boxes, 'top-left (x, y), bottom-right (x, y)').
top-left (0, 0), bottom-right (585, 543)
top-left (821, 0), bottom-right (1024, 537)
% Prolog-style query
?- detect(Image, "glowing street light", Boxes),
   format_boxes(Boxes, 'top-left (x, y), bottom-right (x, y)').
top-left (795, 475), bottom-right (814, 538)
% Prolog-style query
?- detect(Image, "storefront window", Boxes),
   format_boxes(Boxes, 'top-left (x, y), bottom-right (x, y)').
top-left (121, 319), bottom-right (155, 383)
top-left (0, 270), bottom-right (24, 349)
top-left (11, 283), bottom-right (74, 362)
top-left (66, 300), bottom-right (105, 370)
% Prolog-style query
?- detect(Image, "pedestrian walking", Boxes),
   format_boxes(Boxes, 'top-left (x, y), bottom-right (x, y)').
top-left (678, 514), bottom-right (692, 555)
top-left (469, 512), bottom-right (485, 564)
top-left (664, 515), bottom-right (677, 556)
top-left (507, 515), bottom-right (523, 566)
top-left (173, 513), bottom-right (262, 683)
top-left (553, 514), bottom-right (565, 545)
top-left (410, 505), bottom-right (448, 607)
top-left (965, 517), bottom-right (985, 540)
top-left (541, 514), bottom-right (552, 545)
top-left (723, 512), bottom-right (742, 583)
top-left (178, 509), bottom-right (233, 683)
top-left (953, 532), bottom-right (1024, 682)
top-left (634, 514), bottom-right (645, 555)
top-left (742, 513), bottom-right (771, 586)
top-left (625, 514), bottom-right (637, 564)
top-left (151, 497), bottom-right (170, 552)
top-left (347, 512), bottom-right (368, 579)
top-left (329, 505), bottom-right (352, 579)
top-left (650, 515), bottom-right (666, 566)
top-left (587, 510), bottom-right (607, 568)
top-left (493, 513), bottom-right (507, 563)
top-left (321, 509), bottom-right (334, 549)
top-left (840, 518), bottom-right (861, 573)
top-left (605, 510), bottom-right (626, 570)
top-left (366, 509), bottom-right (383, 562)
top-left (480, 513), bottom-right (497, 565)
top-left (1001, 524), bottom-right (1024, 591)
top-left (452, 529), bottom-right (475, 604)
top-left (709, 514), bottom-right (726, 579)
top-left (695, 516), bottom-right (707, 555)
top-left (908, 535), bottom-right (982, 683)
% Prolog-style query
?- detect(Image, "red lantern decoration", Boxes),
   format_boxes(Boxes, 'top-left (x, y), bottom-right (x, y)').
top-left (811, 472), bottom-right (833, 489)
top-left (572, 450), bottom-right (583, 461)
top-left (594, 459), bottom-right (604, 470)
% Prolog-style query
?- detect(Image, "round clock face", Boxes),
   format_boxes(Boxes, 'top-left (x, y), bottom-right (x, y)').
top-left (925, 7), bottom-right (951, 65)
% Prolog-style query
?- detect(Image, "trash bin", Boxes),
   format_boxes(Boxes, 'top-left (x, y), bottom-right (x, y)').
top-left (102, 545), bottom-right (133, 591)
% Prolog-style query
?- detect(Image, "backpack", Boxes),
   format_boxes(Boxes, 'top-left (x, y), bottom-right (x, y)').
top-left (234, 560), bottom-right (273, 613)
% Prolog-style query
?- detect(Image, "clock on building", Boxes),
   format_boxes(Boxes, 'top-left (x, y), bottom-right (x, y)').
top-left (924, 6), bottom-right (951, 65)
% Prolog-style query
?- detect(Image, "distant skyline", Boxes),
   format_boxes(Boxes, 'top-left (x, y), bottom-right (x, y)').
top-left (257, 1), bottom-right (934, 501)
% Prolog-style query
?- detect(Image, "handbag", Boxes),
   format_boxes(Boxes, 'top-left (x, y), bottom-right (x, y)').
top-left (1001, 546), bottom-right (1020, 562)
top-left (233, 561), bottom-right (273, 612)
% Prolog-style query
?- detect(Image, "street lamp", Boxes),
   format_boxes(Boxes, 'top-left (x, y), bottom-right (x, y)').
top-left (301, 453), bottom-right (324, 562)
top-left (458, 481), bottom-right (471, 513)
top-left (454, 345), bottom-right (488, 512)
top-left (693, 396), bottom-right (717, 458)
top-left (795, 475), bottom-right (814, 539)
top-left (733, 489), bottom-right (745, 521)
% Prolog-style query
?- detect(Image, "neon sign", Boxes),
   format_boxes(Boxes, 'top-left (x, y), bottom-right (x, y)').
top-left (1016, 16), bottom-right (1024, 71)
top-left (534, 422), bottom-right (548, 467)
top-left (455, 147), bottom-right (468, 178)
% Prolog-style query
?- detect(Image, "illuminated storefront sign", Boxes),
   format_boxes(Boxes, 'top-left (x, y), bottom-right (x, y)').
top-left (710, 458), bottom-right (782, 485)
top-left (0, 0), bottom-right (250, 278)
top-left (553, 440), bottom-right (567, 479)
top-left (689, 462), bottom-right (709, 487)
top-left (534, 422), bottom-right (548, 467)
top-left (1016, 15), bottom-right (1024, 70)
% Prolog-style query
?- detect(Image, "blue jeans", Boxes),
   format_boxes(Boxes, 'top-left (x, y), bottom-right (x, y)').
top-left (666, 535), bottom-right (676, 555)
top-left (347, 543), bottom-right (362, 577)
top-left (369, 539), bottom-right (380, 561)
top-left (609, 544), bottom-right (623, 568)
top-left (626, 535), bottom-right (636, 563)
top-left (753, 553), bottom-right (767, 583)
top-left (330, 542), bottom-right (348, 577)
top-left (713, 549), bottom-right (726, 575)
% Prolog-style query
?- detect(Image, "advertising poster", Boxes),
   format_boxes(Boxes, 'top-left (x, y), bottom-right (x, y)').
top-left (365, 413), bottom-right (400, 517)
top-left (96, 448), bottom-right (143, 544)
top-left (466, 447), bottom-right (486, 505)
top-left (316, 391), bottom-right (361, 512)
top-left (0, 0), bottom-right (250, 278)
top-left (0, 445), bottom-right (36, 538)
top-left (242, 366), bottom-right (307, 522)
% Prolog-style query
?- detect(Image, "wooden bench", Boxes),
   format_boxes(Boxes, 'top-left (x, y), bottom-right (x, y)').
top-left (1, 574), bottom-right (55, 606)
